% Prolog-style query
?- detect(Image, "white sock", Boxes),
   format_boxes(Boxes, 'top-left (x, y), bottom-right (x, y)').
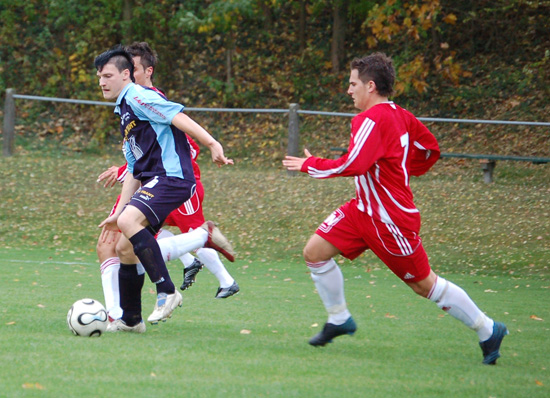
top-left (179, 252), bottom-right (198, 268)
top-left (157, 228), bottom-right (208, 262)
top-left (156, 228), bottom-right (174, 240)
top-left (156, 228), bottom-right (196, 267)
top-left (308, 259), bottom-right (351, 325)
top-left (100, 257), bottom-right (122, 320)
top-left (428, 276), bottom-right (494, 341)
top-left (196, 247), bottom-right (234, 288)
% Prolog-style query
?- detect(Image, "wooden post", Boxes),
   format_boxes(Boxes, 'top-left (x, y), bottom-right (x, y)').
top-left (287, 103), bottom-right (300, 176)
top-left (3, 88), bottom-right (15, 157)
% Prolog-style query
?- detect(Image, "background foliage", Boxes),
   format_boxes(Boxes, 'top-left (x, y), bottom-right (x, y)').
top-left (1, 0), bottom-right (549, 162)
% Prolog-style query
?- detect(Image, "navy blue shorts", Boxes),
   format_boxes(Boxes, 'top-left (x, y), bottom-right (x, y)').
top-left (129, 176), bottom-right (196, 233)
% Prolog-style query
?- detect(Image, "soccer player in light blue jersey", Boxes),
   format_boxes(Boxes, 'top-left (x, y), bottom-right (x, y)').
top-left (94, 46), bottom-right (235, 332)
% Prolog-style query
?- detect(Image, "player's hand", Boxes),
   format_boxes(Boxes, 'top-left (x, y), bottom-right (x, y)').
top-left (208, 140), bottom-right (234, 166)
top-left (99, 226), bottom-right (121, 244)
top-left (97, 166), bottom-right (120, 188)
top-left (98, 215), bottom-right (119, 231)
top-left (282, 148), bottom-right (312, 171)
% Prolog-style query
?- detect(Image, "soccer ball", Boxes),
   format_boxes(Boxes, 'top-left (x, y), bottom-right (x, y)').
top-left (67, 298), bottom-right (108, 337)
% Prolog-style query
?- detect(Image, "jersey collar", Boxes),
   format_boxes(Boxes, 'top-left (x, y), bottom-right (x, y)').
top-left (114, 83), bottom-right (135, 115)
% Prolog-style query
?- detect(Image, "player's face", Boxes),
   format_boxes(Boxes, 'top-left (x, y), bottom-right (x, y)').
top-left (347, 69), bottom-right (373, 111)
top-left (132, 56), bottom-right (153, 87)
top-left (96, 63), bottom-right (130, 100)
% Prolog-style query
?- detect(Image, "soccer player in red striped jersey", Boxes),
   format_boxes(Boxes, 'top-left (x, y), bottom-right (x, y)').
top-left (283, 53), bottom-right (507, 365)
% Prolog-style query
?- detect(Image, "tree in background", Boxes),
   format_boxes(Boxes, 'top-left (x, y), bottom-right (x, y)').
top-left (361, 0), bottom-right (463, 96)
top-left (177, 0), bottom-right (256, 105)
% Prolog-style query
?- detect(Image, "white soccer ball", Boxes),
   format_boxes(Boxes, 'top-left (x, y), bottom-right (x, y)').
top-left (67, 298), bottom-right (108, 337)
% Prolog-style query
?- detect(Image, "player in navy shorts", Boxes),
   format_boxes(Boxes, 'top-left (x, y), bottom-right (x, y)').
top-left (95, 46), bottom-right (235, 332)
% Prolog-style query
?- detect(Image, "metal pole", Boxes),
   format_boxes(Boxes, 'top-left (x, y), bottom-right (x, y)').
top-left (287, 103), bottom-right (300, 176)
top-left (3, 88), bottom-right (15, 157)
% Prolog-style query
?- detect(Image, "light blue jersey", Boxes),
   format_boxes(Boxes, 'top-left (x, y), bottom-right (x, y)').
top-left (114, 83), bottom-right (194, 182)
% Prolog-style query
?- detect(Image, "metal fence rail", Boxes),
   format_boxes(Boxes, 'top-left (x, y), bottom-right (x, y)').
top-left (3, 90), bottom-right (550, 182)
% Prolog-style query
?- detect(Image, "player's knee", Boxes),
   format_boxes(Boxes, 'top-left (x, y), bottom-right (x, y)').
top-left (406, 271), bottom-right (437, 298)
top-left (96, 239), bottom-right (116, 262)
top-left (303, 244), bottom-right (325, 263)
top-left (408, 283), bottom-right (430, 297)
top-left (115, 239), bottom-right (134, 261)
top-left (303, 235), bottom-right (337, 263)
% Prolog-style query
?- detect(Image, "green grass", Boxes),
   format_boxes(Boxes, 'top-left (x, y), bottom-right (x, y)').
top-left (1, 252), bottom-right (549, 397)
top-left (0, 152), bottom-right (549, 397)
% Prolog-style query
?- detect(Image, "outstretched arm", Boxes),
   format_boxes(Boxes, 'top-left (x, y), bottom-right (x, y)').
top-left (97, 166), bottom-right (120, 188)
top-left (171, 112), bottom-right (233, 166)
top-left (282, 149), bottom-right (312, 171)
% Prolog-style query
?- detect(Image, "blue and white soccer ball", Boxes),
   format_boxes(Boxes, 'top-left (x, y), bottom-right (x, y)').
top-left (67, 298), bottom-right (108, 337)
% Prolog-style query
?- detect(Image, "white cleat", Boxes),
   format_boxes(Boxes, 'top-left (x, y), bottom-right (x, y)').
top-left (147, 291), bottom-right (183, 324)
top-left (107, 319), bottom-right (146, 333)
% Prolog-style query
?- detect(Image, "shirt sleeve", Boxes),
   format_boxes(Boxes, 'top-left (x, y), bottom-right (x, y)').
top-left (124, 142), bottom-right (135, 174)
top-left (408, 118), bottom-right (440, 176)
top-left (301, 115), bottom-right (385, 178)
top-left (128, 86), bottom-right (184, 125)
top-left (117, 163), bottom-right (128, 183)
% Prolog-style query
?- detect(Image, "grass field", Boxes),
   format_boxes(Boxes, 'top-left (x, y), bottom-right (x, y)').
top-left (0, 151), bottom-right (549, 397)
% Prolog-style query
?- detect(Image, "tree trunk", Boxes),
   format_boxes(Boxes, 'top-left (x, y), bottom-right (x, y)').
top-left (331, 0), bottom-right (347, 73)
top-left (298, 0), bottom-right (306, 52)
top-left (260, 0), bottom-right (273, 30)
top-left (123, 0), bottom-right (134, 43)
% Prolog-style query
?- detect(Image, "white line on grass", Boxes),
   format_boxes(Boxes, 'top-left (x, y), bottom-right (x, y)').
top-left (3, 259), bottom-right (96, 266)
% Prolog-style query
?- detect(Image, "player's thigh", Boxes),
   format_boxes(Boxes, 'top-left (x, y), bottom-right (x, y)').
top-left (314, 202), bottom-right (369, 261)
top-left (303, 234), bottom-right (341, 263)
top-left (117, 205), bottom-right (149, 236)
top-left (129, 176), bottom-right (195, 232)
top-left (367, 230), bottom-right (432, 284)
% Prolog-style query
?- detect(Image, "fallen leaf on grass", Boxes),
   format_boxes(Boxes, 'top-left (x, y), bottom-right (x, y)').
top-left (240, 329), bottom-right (251, 334)
top-left (22, 383), bottom-right (44, 390)
top-left (311, 323), bottom-right (319, 328)
top-left (384, 313), bottom-right (397, 319)
top-left (6, 321), bottom-right (16, 325)
top-left (530, 315), bottom-right (543, 321)
top-left (535, 380), bottom-right (543, 386)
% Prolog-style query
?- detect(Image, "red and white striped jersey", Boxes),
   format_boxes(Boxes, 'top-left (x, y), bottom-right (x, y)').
top-left (302, 102), bottom-right (440, 232)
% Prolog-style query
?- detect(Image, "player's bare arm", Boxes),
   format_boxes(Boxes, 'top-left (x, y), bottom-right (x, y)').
top-left (171, 112), bottom-right (233, 166)
top-left (282, 148), bottom-right (312, 171)
top-left (97, 166), bottom-right (120, 188)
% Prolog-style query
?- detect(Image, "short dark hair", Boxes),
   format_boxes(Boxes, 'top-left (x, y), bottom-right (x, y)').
top-left (350, 53), bottom-right (395, 97)
top-left (125, 42), bottom-right (158, 81)
top-left (94, 45), bottom-right (135, 83)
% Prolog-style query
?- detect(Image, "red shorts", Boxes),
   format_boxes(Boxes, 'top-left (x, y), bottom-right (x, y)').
top-left (164, 179), bottom-right (205, 232)
top-left (316, 200), bottom-right (431, 283)
top-left (109, 195), bottom-right (122, 217)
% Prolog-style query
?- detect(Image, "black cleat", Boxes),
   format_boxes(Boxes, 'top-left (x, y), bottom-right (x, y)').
top-left (309, 317), bottom-right (357, 347)
top-left (480, 321), bottom-right (508, 365)
top-left (180, 258), bottom-right (204, 291)
top-left (215, 281), bottom-right (239, 299)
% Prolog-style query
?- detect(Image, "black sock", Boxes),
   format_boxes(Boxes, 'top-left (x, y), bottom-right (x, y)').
top-left (129, 228), bottom-right (175, 294)
top-left (119, 264), bottom-right (144, 326)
